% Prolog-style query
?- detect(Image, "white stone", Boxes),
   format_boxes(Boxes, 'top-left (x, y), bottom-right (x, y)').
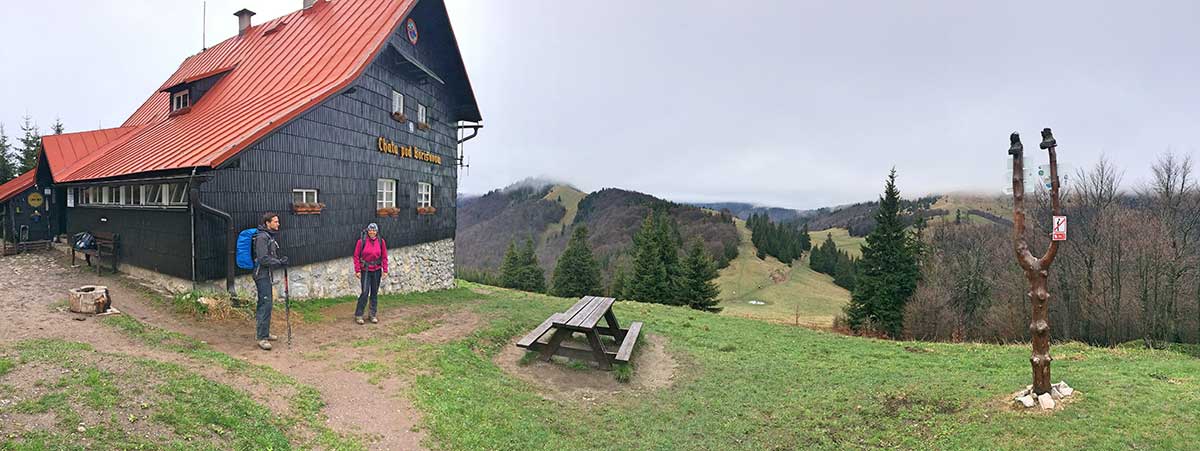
top-left (1016, 395), bottom-right (1036, 408)
top-left (1037, 393), bottom-right (1055, 410)
top-left (1050, 387), bottom-right (1064, 400)
top-left (1057, 383), bottom-right (1074, 397)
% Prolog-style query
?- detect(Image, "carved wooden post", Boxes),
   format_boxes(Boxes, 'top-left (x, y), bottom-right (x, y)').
top-left (1008, 129), bottom-right (1062, 395)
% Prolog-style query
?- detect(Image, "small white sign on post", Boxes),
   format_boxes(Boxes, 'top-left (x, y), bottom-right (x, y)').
top-left (1052, 216), bottom-right (1067, 241)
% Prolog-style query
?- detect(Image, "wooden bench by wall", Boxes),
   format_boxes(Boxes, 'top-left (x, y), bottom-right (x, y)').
top-left (72, 232), bottom-right (119, 275)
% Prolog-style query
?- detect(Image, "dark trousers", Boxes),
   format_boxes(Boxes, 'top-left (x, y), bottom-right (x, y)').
top-left (255, 276), bottom-right (274, 340)
top-left (355, 270), bottom-right (382, 317)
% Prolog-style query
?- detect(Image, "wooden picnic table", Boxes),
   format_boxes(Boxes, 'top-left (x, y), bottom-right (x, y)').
top-left (516, 296), bottom-right (643, 370)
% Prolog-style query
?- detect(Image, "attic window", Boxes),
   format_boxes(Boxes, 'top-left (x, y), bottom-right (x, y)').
top-left (172, 90), bottom-right (191, 111)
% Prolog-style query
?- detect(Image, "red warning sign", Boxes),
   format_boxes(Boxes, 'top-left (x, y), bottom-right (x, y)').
top-left (1052, 216), bottom-right (1067, 241)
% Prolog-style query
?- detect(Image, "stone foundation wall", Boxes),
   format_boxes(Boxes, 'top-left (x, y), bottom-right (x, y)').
top-left (59, 239), bottom-right (456, 301)
top-left (231, 238), bottom-right (455, 300)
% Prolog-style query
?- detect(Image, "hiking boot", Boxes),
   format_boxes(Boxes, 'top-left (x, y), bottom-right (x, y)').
top-left (258, 340), bottom-right (272, 351)
top-left (369, 316), bottom-right (379, 324)
top-left (355, 317), bottom-right (365, 325)
top-left (267, 334), bottom-right (279, 341)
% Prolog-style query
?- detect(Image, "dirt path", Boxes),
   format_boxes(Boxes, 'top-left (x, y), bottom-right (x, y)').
top-left (0, 249), bottom-right (433, 450)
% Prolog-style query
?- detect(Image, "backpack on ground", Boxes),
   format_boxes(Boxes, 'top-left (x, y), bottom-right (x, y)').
top-left (236, 228), bottom-right (259, 270)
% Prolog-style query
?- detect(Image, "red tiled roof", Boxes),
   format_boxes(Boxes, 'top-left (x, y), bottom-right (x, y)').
top-left (41, 126), bottom-right (142, 182)
top-left (58, 0), bottom-right (419, 182)
top-left (0, 171), bottom-right (36, 204)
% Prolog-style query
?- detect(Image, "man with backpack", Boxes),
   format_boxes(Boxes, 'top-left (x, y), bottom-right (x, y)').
top-left (252, 213), bottom-right (288, 350)
top-left (353, 223), bottom-right (388, 325)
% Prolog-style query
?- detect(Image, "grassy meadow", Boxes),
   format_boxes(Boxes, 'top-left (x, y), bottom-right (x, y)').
top-left (5, 281), bottom-right (1200, 450)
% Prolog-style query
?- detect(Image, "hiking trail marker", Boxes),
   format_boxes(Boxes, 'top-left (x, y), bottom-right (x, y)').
top-left (1052, 216), bottom-right (1067, 241)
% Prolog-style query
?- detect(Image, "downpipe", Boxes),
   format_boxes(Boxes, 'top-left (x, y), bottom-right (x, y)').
top-left (187, 170), bottom-right (237, 295)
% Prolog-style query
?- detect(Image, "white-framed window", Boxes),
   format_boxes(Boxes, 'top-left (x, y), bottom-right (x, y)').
top-left (377, 179), bottom-right (396, 209)
top-left (391, 90), bottom-right (404, 115)
top-left (417, 103), bottom-right (427, 124)
top-left (418, 182), bottom-right (432, 208)
top-left (172, 90), bottom-right (191, 111)
top-left (167, 183), bottom-right (188, 205)
top-left (117, 186), bottom-right (129, 205)
top-left (145, 184), bottom-right (164, 206)
top-left (77, 188), bottom-right (90, 205)
top-left (292, 189), bottom-right (318, 205)
top-left (130, 185), bottom-right (145, 206)
top-left (100, 186), bottom-right (112, 204)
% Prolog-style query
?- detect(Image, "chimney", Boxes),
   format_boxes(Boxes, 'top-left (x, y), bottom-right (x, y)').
top-left (234, 9), bottom-right (256, 36)
top-left (303, 0), bottom-right (319, 9)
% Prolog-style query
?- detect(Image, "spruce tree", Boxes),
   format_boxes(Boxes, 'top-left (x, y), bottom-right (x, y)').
top-left (499, 241), bottom-right (522, 289)
top-left (17, 116), bottom-right (42, 174)
top-left (680, 239), bottom-right (722, 312)
top-left (550, 226), bottom-right (602, 298)
top-left (832, 251), bottom-right (858, 291)
top-left (517, 238), bottom-right (545, 293)
top-left (51, 118), bottom-right (65, 135)
top-left (609, 266), bottom-right (628, 299)
top-left (627, 214), bottom-right (669, 304)
top-left (655, 212), bottom-right (685, 305)
top-left (0, 125), bottom-right (14, 184)
top-left (844, 169), bottom-right (920, 338)
top-left (800, 223), bottom-right (812, 251)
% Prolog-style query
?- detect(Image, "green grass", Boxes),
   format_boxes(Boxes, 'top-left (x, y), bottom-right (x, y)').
top-left (288, 286), bottom-right (481, 323)
top-left (13, 277), bottom-right (1200, 450)
top-left (296, 280), bottom-right (1200, 450)
top-left (94, 315), bottom-right (364, 450)
top-left (1, 339), bottom-right (290, 450)
top-left (808, 227), bottom-right (866, 257)
top-left (718, 220), bottom-right (851, 325)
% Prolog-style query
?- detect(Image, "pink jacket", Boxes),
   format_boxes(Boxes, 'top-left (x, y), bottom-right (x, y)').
top-left (353, 237), bottom-right (388, 273)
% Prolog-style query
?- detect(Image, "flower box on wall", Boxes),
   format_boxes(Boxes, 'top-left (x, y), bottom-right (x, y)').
top-left (391, 112), bottom-right (408, 123)
top-left (416, 122), bottom-right (431, 131)
top-left (292, 202), bottom-right (325, 215)
top-left (377, 207), bottom-right (401, 217)
top-left (417, 206), bottom-right (437, 216)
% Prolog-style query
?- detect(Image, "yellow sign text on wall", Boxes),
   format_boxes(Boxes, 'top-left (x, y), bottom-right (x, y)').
top-left (377, 137), bottom-right (442, 165)
top-left (27, 193), bottom-right (44, 208)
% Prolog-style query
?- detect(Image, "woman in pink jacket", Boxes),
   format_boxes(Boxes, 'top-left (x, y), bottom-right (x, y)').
top-left (353, 223), bottom-right (388, 324)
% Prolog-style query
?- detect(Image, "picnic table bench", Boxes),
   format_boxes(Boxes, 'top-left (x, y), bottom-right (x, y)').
top-left (71, 232), bottom-right (119, 275)
top-left (516, 296), bottom-right (643, 370)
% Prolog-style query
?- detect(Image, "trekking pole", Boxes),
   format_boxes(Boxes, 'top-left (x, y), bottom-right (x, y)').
top-left (284, 263), bottom-right (292, 347)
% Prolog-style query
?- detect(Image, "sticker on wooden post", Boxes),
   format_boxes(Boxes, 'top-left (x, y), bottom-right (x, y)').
top-left (1052, 215), bottom-right (1067, 241)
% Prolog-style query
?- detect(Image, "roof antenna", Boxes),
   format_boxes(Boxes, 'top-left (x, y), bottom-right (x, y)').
top-left (202, 1), bottom-right (207, 50)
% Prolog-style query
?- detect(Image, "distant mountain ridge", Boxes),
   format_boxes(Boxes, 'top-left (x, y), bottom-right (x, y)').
top-left (456, 182), bottom-right (739, 287)
top-left (688, 202), bottom-right (811, 223)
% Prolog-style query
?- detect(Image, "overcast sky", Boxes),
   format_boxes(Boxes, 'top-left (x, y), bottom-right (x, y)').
top-left (2, 1), bottom-right (1197, 209)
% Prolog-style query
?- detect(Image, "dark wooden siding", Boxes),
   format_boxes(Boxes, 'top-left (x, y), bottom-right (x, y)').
top-left (65, 206), bottom-right (193, 278)
top-left (191, 4), bottom-right (466, 281)
top-left (2, 186), bottom-right (52, 243)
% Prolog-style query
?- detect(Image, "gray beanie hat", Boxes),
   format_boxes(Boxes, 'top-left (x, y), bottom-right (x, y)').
top-left (367, 223), bottom-right (379, 231)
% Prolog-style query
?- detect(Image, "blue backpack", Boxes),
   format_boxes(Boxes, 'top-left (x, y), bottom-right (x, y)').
top-left (236, 228), bottom-right (259, 270)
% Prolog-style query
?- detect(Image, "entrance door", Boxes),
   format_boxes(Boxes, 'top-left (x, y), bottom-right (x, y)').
top-left (20, 191), bottom-right (50, 242)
